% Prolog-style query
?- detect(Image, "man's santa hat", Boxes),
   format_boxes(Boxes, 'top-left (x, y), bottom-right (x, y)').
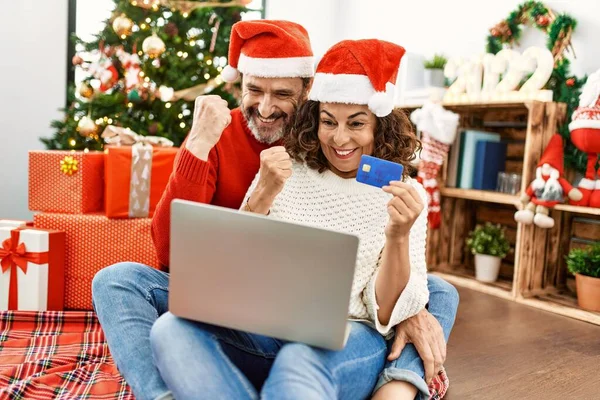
top-left (308, 39), bottom-right (405, 117)
top-left (221, 20), bottom-right (314, 82)
top-left (569, 69), bottom-right (600, 131)
top-left (532, 134), bottom-right (564, 190)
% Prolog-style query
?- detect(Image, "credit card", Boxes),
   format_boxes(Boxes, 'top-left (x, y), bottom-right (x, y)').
top-left (356, 155), bottom-right (404, 188)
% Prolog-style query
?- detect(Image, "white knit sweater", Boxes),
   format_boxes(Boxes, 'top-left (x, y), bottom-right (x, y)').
top-left (243, 161), bottom-right (429, 336)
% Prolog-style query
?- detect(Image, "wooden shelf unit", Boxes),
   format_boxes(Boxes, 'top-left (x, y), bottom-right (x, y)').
top-left (401, 101), bottom-right (600, 326)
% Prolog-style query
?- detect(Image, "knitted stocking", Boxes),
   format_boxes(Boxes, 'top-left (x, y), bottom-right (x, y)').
top-left (417, 132), bottom-right (451, 229)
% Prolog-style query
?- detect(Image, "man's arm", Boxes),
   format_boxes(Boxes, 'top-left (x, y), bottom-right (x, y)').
top-left (151, 95), bottom-right (231, 268)
top-left (151, 146), bottom-right (219, 268)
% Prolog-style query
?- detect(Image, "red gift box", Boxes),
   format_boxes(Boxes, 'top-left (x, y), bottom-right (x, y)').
top-left (104, 145), bottom-right (177, 218)
top-left (0, 226), bottom-right (65, 311)
top-left (29, 150), bottom-right (105, 214)
top-left (34, 213), bottom-right (159, 310)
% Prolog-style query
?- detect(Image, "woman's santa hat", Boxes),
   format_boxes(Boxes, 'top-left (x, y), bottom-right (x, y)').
top-left (221, 20), bottom-right (314, 82)
top-left (308, 39), bottom-right (405, 117)
top-left (569, 69), bottom-right (600, 131)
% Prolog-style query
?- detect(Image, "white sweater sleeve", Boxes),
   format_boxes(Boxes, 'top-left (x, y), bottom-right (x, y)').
top-left (362, 181), bottom-right (430, 335)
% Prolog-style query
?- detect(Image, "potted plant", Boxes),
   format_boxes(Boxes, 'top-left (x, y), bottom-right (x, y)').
top-left (423, 54), bottom-right (447, 88)
top-left (466, 223), bottom-right (511, 283)
top-left (566, 242), bottom-right (600, 312)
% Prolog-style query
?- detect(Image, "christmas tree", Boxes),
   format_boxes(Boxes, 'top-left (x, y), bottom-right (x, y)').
top-left (44, 0), bottom-right (254, 151)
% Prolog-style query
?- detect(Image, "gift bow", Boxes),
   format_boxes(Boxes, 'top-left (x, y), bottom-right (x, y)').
top-left (0, 230), bottom-right (49, 309)
top-left (101, 125), bottom-right (174, 148)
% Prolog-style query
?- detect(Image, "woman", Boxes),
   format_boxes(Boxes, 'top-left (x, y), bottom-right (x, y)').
top-left (150, 39), bottom-right (429, 400)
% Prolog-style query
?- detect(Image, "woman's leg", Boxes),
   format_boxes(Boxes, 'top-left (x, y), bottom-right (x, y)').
top-left (92, 262), bottom-right (171, 400)
top-left (373, 274), bottom-right (460, 399)
top-left (261, 322), bottom-right (387, 400)
top-left (150, 312), bottom-right (284, 400)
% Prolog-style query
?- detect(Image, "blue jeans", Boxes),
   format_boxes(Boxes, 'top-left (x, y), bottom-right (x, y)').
top-left (151, 315), bottom-right (387, 400)
top-left (92, 263), bottom-right (459, 400)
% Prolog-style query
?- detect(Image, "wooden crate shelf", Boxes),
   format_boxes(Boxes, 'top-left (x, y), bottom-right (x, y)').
top-left (518, 291), bottom-right (600, 326)
top-left (554, 204), bottom-right (600, 216)
top-left (418, 101), bottom-right (600, 326)
top-left (439, 188), bottom-right (520, 206)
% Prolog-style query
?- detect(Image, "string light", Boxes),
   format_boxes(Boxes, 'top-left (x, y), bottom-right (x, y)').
top-left (132, 1), bottom-right (138, 5)
top-left (74, 116), bottom-right (80, 122)
top-left (140, 71), bottom-right (145, 77)
top-left (165, 102), bottom-right (172, 108)
top-left (108, 118), bottom-right (113, 124)
top-left (178, 113), bottom-right (183, 119)
top-left (128, 102), bottom-right (133, 108)
top-left (121, 34), bottom-right (127, 40)
top-left (152, 4), bottom-right (159, 11)
top-left (182, 12), bottom-right (189, 18)
top-left (217, 66), bottom-right (223, 72)
top-left (180, 122), bottom-right (186, 128)
top-left (141, 23), bottom-right (147, 30)
top-left (183, 52), bottom-right (188, 58)
top-left (95, 118), bottom-right (103, 124)
top-left (69, 139), bottom-right (76, 147)
top-left (204, 73), bottom-right (210, 79)
top-left (84, 148), bottom-right (90, 153)
top-left (145, 18), bottom-right (151, 23)
top-left (177, 51), bottom-right (183, 57)
top-left (206, 59), bottom-right (212, 65)
top-left (144, 76), bottom-right (150, 82)
top-left (190, 40), bottom-right (196, 46)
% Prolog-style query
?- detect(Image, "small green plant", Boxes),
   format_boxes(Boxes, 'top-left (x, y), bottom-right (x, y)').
top-left (466, 223), bottom-right (510, 258)
top-left (566, 242), bottom-right (600, 278)
top-left (424, 54), bottom-right (447, 69)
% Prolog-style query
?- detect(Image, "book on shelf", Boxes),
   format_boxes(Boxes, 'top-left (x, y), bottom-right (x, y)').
top-left (472, 141), bottom-right (507, 190)
top-left (457, 130), bottom-right (501, 189)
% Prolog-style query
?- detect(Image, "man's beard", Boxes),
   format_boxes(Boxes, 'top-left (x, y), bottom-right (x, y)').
top-left (242, 104), bottom-right (295, 145)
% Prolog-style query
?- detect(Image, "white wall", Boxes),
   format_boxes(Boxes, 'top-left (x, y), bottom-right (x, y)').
top-left (268, 0), bottom-right (599, 77)
top-left (0, 1), bottom-right (68, 220)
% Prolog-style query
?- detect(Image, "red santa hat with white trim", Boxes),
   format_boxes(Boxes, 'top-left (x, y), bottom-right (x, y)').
top-left (569, 69), bottom-right (600, 131)
top-left (221, 20), bottom-right (314, 82)
top-left (308, 39), bottom-right (405, 117)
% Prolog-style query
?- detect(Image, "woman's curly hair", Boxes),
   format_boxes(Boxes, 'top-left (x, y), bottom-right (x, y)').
top-left (285, 100), bottom-right (421, 177)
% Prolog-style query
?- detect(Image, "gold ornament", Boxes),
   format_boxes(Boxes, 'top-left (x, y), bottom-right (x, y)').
top-left (79, 82), bottom-right (94, 99)
top-left (142, 34), bottom-right (166, 58)
top-left (77, 116), bottom-right (98, 137)
top-left (60, 156), bottom-right (79, 176)
top-left (112, 14), bottom-right (134, 37)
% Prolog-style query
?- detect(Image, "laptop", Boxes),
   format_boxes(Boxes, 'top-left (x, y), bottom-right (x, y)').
top-left (169, 199), bottom-right (359, 350)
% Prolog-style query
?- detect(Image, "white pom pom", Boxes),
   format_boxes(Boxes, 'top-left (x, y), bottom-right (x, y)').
top-left (221, 65), bottom-right (239, 82)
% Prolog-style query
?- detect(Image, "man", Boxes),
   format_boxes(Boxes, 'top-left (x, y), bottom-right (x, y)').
top-left (93, 20), bottom-right (458, 400)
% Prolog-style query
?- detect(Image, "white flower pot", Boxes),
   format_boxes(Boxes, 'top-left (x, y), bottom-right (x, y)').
top-left (474, 254), bottom-right (502, 283)
top-left (424, 68), bottom-right (445, 88)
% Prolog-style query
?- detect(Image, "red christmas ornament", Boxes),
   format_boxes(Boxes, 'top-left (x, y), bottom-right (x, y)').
top-left (566, 78), bottom-right (575, 87)
top-left (72, 55), bottom-right (84, 66)
top-left (536, 15), bottom-right (550, 27)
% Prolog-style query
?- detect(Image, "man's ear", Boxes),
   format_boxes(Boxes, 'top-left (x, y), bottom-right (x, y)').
top-left (302, 79), bottom-right (314, 101)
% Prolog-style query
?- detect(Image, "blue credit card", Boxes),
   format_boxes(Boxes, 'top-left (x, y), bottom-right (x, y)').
top-left (356, 155), bottom-right (404, 188)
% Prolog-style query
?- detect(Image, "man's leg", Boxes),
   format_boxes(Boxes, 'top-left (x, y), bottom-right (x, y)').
top-left (150, 312), bottom-right (285, 400)
top-left (261, 322), bottom-right (387, 400)
top-left (374, 274), bottom-right (460, 399)
top-left (92, 262), bottom-right (171, 400)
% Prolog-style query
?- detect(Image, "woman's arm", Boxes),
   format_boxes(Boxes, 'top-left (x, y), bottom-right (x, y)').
top-left (363, 180), bottom-right (429, 334)
top-left (241, 146), bottom-right (292, 215)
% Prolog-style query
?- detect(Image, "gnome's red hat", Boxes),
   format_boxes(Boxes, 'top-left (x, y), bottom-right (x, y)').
top-left (221, 20), bottom-right (314, 82)
top-left (308, 39), bottom-right (405, 117)
top-left (538, 134), bottom-right (564, 175)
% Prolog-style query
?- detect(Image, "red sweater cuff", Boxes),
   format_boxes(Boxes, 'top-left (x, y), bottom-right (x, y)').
top-left (175, 147), bottom-right (211, 184)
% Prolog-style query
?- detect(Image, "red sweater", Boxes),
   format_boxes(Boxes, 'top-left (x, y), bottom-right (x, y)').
top-left (151, 108), bottom-right (271, 268)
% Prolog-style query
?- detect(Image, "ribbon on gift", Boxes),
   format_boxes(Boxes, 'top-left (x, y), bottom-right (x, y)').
top-left (0, 229), bottom-right (49, 310)
top-left (102, 126), bottom-right (174, 218)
